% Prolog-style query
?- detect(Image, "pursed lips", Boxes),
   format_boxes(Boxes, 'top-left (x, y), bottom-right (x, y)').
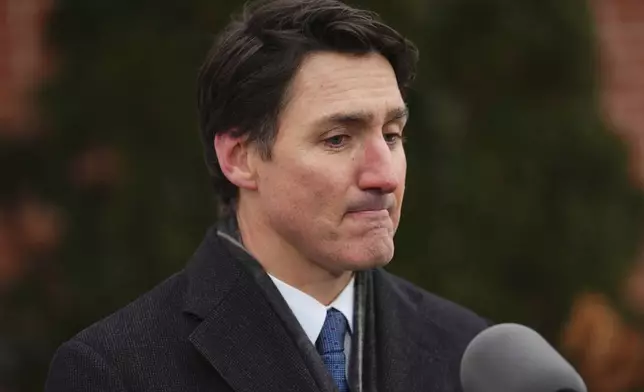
top-left (346, 197), bottom-right (394, 217)
top-left (348, 210), bottom-right (390, 220)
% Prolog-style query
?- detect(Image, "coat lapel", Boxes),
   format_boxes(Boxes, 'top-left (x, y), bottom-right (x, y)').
top-left (182, 223), bottom-right (465, 392)
top-left (371, 270), bottom-right (460, 392)
top-left (183, 227), bottom-right (322, 392)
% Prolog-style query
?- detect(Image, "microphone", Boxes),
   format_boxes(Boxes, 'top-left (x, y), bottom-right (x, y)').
top-left (460, 323), bottom-right (587, 392)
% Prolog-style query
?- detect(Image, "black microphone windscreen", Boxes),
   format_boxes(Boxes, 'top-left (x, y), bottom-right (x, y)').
top-left (460, 323), bottom-right (587, 392)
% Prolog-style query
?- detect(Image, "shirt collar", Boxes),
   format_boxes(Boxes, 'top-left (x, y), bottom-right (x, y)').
top-left (268, 274), bottom-right (354, 345)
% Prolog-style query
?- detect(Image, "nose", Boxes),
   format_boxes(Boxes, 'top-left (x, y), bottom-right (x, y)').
top-left (356, 136), bottom-right (401, 194)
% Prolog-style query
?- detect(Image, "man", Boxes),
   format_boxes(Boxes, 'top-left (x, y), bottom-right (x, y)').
top-left (45, 0), bottom-right (488, 391)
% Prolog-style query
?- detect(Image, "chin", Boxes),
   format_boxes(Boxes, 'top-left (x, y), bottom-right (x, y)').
top-left (319, 252), bottom-right (392, 277)
top-left (340, 240), bottom-right (395, 271)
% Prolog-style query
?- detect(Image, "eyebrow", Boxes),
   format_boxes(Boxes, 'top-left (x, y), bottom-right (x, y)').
top-left (317, 105), bottom-right (409, 128)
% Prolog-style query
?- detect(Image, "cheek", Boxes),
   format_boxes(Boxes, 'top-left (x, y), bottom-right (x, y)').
top-left (271, 157), bottom-right (343, 212)
top-left (396, 152), bottom-right (407, 196)
top-left (393, 154), bottom-right (407, 222)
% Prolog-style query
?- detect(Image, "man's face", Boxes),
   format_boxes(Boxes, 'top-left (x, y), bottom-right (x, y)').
top-left (251, 51), bottom-right (407, 274)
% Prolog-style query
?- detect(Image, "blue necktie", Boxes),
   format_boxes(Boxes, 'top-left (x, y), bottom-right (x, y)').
top-left (316, 308), bottom-right (350, 392)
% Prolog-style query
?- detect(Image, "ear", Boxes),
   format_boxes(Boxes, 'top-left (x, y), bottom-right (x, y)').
top-left (213, 131), bottom-right (258, 191)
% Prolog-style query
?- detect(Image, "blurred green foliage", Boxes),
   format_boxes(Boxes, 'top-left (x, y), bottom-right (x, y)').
top-left (387, 0), bottom-right (644, 339)
top-left (2, 0), bottom-right (643, 390)
top-left (390, 0), bottom-right (644, 340)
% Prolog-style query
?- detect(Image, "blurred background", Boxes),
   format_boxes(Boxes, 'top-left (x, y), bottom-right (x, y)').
top-left (1, 0), bottom-right (644, 391)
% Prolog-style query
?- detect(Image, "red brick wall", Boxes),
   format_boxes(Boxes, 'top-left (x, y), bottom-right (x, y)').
top-left (591, 0), bottom-right (644, 184)
top-left (0, 0), bottom-right (52, 138)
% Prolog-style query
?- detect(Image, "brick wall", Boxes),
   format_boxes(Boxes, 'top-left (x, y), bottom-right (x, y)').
top-left (0, 0), bottom-right (52, 138)
top-left (591, 0), bottom-right (644, 184)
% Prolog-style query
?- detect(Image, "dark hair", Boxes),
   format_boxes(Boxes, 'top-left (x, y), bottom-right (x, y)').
top-left (197, 0), bottom-right (418, 210)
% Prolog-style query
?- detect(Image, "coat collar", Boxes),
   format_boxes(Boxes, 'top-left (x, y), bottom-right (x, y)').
top-left (371, 270), bottom-right (466, 392)
top-left (181, 219), bottom-right (463, 392)
top-left (181, 225), bottom-right (241, 319)
top-left (182, 224), bottom-right (336, 392)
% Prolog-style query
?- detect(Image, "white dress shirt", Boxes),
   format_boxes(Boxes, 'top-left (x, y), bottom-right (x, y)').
top-left (268, 274), bottom-right (354, 362)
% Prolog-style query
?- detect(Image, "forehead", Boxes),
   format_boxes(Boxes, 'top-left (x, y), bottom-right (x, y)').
top-left (280, 51), bottom-right (404, 125)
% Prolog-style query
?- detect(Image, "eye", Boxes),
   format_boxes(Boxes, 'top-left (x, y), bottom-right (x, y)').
top-left (324, 134), bottom-right (350, 148)
top-left (384, 133), bottom-right (404, 145)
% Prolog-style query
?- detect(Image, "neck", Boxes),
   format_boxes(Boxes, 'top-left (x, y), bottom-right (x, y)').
top-left (235, 200), bottom-right (353, 305)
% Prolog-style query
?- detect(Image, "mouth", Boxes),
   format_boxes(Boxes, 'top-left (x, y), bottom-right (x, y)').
top-left (345, 208), bottom-right (391, 219)
top-left (346, 198), bottom-right (394, 215)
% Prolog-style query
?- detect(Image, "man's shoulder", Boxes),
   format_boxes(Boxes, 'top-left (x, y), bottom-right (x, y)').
top-left (66, 226), bottom-right (225, 355)
top-left (376, 269), bottom-right (489, 339)
top-left (71, 270), bottom-right (192, 358)
top-left (45, 266), bottom-right (225, 391)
